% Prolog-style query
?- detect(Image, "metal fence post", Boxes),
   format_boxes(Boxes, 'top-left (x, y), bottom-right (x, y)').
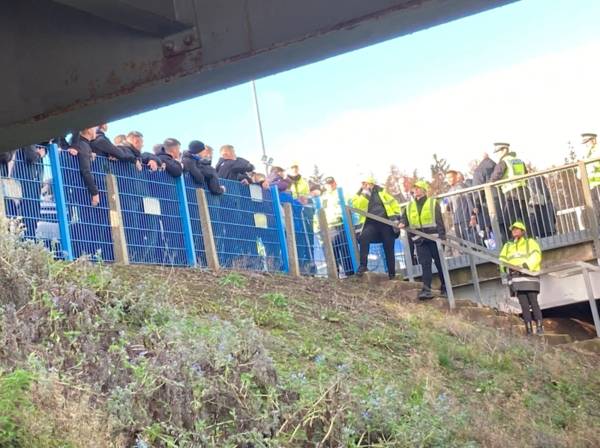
top-left (578, 161), bottom-right (600, 264)
top-left (270, 186), bottom-right (290, 273)
top-left (106, 174), bottom-right (129, 265)
top-left (401, 231), bottom-right (415, 282)
top-left (48, 143), bottom-right (74, 261)
top-left (0, 181), bottom-right (5, 221)
top-left (283, 203), bottom-right (301, 276)
top-left (469, 254), bottom-right (482, 305)
top-left (196, 188), bottom-right (220, 271)
top-left (337, 187), bottom-right (359, 273)
top-left (484, 185), bottom-right (503, 251)
top-left (582, 267), bottom-right (600, 338)
top-left (175, 176), bottom-right (197, 267)
top-left (436, 239), bottom-right (455, 310)
top-left (318, 208), bottom-right (338, 279)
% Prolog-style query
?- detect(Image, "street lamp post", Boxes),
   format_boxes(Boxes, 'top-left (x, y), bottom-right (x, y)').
top-left (251, 80), bottom-right (270, 173)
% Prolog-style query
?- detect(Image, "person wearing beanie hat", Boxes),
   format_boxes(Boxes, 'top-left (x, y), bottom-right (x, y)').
top-left (182, 141), bottom-right (224, 195)
top-left (350, 176), bottom-right (402, 280)
top-left (499, 221), bottom-right (544, 335)
top-left (400, 179), bottom-right (447, 299)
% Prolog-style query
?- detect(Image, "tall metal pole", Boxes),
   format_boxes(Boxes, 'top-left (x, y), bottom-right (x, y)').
top-left (251, 80), bottom-right (268, 173)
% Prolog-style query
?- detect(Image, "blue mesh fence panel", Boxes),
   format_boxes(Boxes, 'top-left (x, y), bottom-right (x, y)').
top-left (185, 177), bottom-right (283, 271)
top-left (60, 152), bottom-right (114, 261)
top-left (182, 175), bottom-right (209, 268)
top-left (279, 193), bottom-right (320, 276)
top-left (110, 161), bottom-right (188, 266)
top-left (1, 148), bottom-right (63, 256)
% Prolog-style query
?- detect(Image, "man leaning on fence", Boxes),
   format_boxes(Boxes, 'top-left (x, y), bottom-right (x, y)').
top-left (182, 141), bottom-right (224, 194)
top-left (400, 180), bottom-right (446, 300)
top-left (317, 177), bottom-right (354, 277)
top-left (69, 127), bottom-right (100, 207)
top-left (499, 221), bottom-right (544, 335)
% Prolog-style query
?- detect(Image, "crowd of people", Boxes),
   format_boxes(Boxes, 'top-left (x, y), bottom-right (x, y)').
top-left (1, 126), bottom-right (599, 335)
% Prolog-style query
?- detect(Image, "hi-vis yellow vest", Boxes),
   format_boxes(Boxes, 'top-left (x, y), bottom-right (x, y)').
top-left (290, 177), bottom-right (310, 199)
top-left (406, 197), bottom-right (436, 229)
top-left (499, 237), bottom-right (542, 273)
top-left (501, 154), bottom-right (527, 194)
top-left (351, 190), bottom-right (401, 225)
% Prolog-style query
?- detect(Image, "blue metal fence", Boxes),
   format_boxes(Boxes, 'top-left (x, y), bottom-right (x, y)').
top-left (0, 147), bottom-right (63, 256)
top-left (59, 149), bottom-right (112, 262)
top-left (110, 160), bottom-right (189, 266)
top-left (0, 145), bottom-right (398, 277)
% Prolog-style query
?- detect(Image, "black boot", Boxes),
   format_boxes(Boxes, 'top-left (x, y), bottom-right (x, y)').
top-left (525, 321), bottom-right (533, 336)
top-left (418, 289), bottom-right (434, 300)
top-left (438, 285), bottom-right (447, 298)
top-left (536, 320), bottom-right (544, 335)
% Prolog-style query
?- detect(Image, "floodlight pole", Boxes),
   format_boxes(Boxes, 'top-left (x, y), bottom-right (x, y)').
top-left (251, 80), bottom-right (269, 173)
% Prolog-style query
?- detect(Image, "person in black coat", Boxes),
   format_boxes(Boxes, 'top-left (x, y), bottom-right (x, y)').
top-left (90, 124), bottom-right (129, 160)
top-left (156, 138), bottom-right (184, 178)
top-left (69, 128), bottom-right (100, 206)
top-left (215, 144), bottom-right (254, 183)
top-left (183, 141), bottom-right (224, 195)
top-left (0, 150), bottom-right (15, 177)
top-left (116, 131), bottom-right (162, 171)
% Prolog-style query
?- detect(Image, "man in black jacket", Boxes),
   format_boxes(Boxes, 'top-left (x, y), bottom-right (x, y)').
top-left (216, 145), bottom-right (254, 183)
top-left (157, 138), bottom-right (183, 178)
top-left (0, 150), bottom-right (15, 177)
top-left (183, 141), bottom-right (224, 195)
top-left (117, 131), bottom-right (162, 171)
top-left (90, 124), bottom-right (128, 160)
top-left (70, 127), bottom-right (100, 206)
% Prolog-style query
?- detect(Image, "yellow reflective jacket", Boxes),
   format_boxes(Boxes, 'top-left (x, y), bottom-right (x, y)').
top-left (289, 176), bottom-right (310, 199)
top-left (499, 237), bottom-right (542, 273)
top-left (314, 189), bottom-right (343, 231)
top-left (351, 188), bottom-right (402, 224)
top-left (500, 153), bottom-right (527, 194)
top-left (406, 197), bottom-right (437, 229)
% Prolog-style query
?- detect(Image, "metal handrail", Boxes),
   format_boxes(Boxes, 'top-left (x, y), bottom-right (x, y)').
top-left (432, 155), bottom-right (600, 200)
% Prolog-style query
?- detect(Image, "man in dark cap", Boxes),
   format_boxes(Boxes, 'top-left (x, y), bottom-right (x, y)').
top-left (490, 142), bottom-right (530, 242)
top-left (182, 140), bottom-right (224, 195)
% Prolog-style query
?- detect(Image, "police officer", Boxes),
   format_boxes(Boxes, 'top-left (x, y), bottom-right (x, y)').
top-left (351, 176), bottom-right (402, 280)
top-left (499, 221), bottom-right (543, 335)
top-left (400, 180), bottom-right (446, 299)
top-left (490, 142), bottom-right (530, 242)
top-left (582, 133), bottom-right (600, 213)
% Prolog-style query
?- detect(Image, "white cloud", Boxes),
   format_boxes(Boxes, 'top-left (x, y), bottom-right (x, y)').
top-left (271, 39), bottom-right (600, 191)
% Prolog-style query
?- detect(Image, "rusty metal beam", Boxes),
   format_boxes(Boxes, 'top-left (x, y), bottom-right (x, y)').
top-left (0, 0), bottom-right (517, 151)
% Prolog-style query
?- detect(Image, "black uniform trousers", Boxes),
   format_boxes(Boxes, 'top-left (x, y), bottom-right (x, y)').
top-left (516, 291), bottom-right (542, 323)
top-left (501, 189), bottom-right (530, 242)
top-left (416, 238), bottom-right (445, 291)
top-left (358, 219), bottom-right (396, 276)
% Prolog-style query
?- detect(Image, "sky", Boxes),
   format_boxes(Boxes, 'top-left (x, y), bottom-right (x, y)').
top-left (110, 0), bottom-right (600, 190)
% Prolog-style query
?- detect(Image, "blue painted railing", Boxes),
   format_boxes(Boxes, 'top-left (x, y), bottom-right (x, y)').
top-left (0, 147), bottom-right (390, 276)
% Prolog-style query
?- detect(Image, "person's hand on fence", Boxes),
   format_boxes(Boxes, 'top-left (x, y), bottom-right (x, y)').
top-left (135, 160), bottom-right (143, 171)
top-left (91, 152), bottom-right (97, 162)
top-left (147, 160), bottom-right (159, 172)
top-left (36, 146), bottom-right (47, 158)
top-left (469, 215), bottom-right (477, 227)
top-left (108, 156), bottom-right (117, 161)
top-left (398, 222), bottom-right (406, 229)
top-left (298, 196), bottom-right (309, 205)
top-left (241, 179), bottom-right (249, 186)
top-left (91, 194), bottom-right (100, 207)
top-left (67, 147), bottom-right (78, 156)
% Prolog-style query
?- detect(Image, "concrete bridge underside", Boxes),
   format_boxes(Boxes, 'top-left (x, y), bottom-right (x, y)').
top-left (0, 0), bottom-right (516, 151)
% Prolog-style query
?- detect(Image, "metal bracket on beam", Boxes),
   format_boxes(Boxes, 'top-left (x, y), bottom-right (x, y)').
top-left (162, 27), bottom-right (201, 57)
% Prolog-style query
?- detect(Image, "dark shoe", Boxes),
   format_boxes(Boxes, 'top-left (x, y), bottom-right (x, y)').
top-left (525, 321), bottom-right (533, 336)
top-left (536, 320), bottom-right (544, 335)
top-left (438, 286), bottom-right (447, 298)
top-left (418, 289), bottom-right (434, 300)
top-left (356, 266), bottom-right (368, 277)
top-left (388, 273), bottom-right (397, 281)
